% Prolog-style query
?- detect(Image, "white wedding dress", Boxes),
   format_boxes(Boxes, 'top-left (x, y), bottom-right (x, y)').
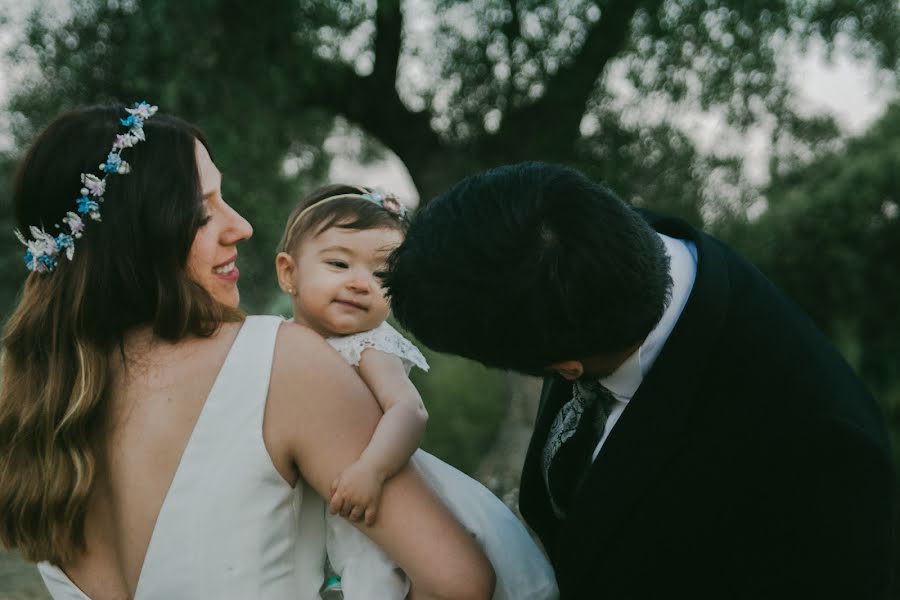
top-left (38, 316), bottom-right (328, 599)
top-left (325, 321), bottom-right (559, 600)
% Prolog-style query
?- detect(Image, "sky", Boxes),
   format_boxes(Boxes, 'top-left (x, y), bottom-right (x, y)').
top-left (0, 3), bottom-right (897, 207)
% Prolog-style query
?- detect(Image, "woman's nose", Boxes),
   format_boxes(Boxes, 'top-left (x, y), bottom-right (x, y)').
top-left (224, 203), bottom-right (253, 243)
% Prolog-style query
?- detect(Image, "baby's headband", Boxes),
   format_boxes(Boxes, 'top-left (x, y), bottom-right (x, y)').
top-left (281, 188), bottom-right (409, 253)
top-left (15, 101), bottom-right (158, 273)
top-left (293, 188), bottom-right (409, 224)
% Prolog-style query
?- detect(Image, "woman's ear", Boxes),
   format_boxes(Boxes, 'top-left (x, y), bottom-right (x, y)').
top-left (275, 252), bottom-right (297, 296)
top-left (546, 360), bottom-right (584, 381)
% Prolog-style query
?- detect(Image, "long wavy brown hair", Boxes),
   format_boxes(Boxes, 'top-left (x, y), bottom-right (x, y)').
top-left (0, 105), bottom-right (242, 565)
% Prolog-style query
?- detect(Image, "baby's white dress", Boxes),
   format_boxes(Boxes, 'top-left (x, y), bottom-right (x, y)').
top-left (326, 321), bottom-right (559, 600)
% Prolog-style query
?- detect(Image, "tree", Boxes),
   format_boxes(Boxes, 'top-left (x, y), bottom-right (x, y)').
top-left (2, 0), bottom-right (899, 487)
top-left (734, 101), bottom-right (900, 443)
top-left (4, 1), bottom-right (899, 272)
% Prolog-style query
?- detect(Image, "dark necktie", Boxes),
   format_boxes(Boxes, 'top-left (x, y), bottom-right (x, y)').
top-left (542, 379), bottom-right (616, 518)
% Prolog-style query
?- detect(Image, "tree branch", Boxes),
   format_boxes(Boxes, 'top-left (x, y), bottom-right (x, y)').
top-left (298, 1), bottom-right (483, 198)
top-left (500, 0), bottom-right (664, 153)
top-left (372, 0), bottom-right (402, 90)
top-left (301, 51), bottom-right (446, 191)
top-left (502, 0), bottom-right (521, 112)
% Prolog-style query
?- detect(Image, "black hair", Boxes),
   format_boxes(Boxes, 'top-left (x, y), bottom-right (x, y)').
top-left (386, 161), bottom-right (672, 375)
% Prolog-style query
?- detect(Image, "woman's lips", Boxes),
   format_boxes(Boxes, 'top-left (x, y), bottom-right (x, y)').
top-left (216, 266), bottom-right (239, 283)
top-left (213, 257), bottom-right (239, 282)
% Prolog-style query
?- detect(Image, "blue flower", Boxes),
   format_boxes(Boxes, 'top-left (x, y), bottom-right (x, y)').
top-left (101, 152), bottom-right (122, 173)
top-left (77, 196), bottom-right (100, 215)
top-left (38, 254), bottom-right (56, 269)
top-left (120, 115), bottom-right (135, 127)
top-left (55, 233), bottom-right (74, 248)
top-left (55, 233), bottom-right (75, 260)
top-left (23, 250), bottom-right (34, 269)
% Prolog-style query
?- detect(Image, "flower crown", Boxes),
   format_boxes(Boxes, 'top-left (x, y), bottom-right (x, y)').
top-left (14, 101), bottom-right (159, 273)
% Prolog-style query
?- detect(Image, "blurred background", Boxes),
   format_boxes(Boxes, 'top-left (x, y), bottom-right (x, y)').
top-left (1, 0), bottom-right (899, 597)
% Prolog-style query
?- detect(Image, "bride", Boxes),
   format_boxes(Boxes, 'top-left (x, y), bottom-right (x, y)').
top-left (0, 103), bottom-right (494, 599)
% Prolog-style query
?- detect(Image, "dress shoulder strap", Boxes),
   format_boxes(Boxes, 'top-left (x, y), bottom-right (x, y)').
top-left (218, 315), bottom-right (282, 392)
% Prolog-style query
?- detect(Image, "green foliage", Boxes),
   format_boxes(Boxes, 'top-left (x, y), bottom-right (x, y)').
top-left (409, 345), bottom-right (508, 476)
top-left (2, 0), bottom-right (339, 311)
top-left (736, 102), bottom-right (900, 395)
top-left (4, 0), bottom-right (900, 311)
top-left (0, 153), bottom-right (21, 315)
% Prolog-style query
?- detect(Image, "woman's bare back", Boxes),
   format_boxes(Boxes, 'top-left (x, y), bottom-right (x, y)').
top-left (63, 323), bottom-right (241, 599)
top-left (51, 319), bottom-right (493, 600)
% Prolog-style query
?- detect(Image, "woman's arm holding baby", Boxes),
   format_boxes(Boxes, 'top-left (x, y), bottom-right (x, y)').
top-left (266, 323), bottom-right (493, 600)
top-left (330, 348), bottom-right (428, 524)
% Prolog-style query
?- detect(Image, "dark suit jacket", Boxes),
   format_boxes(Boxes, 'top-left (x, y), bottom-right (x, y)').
top-left (518, 214), bottom-right (894, 599)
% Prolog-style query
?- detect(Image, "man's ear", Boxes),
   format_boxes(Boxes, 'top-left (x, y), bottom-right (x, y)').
top-left (547, 360), bottom-right (584, 381)
top-left (275, 252), bottom-right (297, 296)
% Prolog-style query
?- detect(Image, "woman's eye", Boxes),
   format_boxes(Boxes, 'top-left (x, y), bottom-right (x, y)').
top-left (199, 213), bottom-right (212, 226)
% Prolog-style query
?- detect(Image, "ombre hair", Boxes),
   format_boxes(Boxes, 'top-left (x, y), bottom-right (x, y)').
top-left (0, 105), bottom-right (242, 564)
top-left (277, 183), bottom-right (409, 258)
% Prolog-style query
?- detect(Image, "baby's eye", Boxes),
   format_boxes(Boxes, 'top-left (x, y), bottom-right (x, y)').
top-left (373, 271), bottom-right (388, 281)
top-left (326, 260), bottom-right (349, 269)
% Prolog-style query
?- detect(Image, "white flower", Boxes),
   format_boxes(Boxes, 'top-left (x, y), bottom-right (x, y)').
top-left (81, 173), bottom-right (106, 197)
top-left (127, 102), bottom-right (158, 120)
top-left (63, 212), bottom-right (85, 237)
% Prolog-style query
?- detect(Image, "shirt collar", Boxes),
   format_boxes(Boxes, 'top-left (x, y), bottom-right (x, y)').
top-left (595, 233), bottom-right (697, 402)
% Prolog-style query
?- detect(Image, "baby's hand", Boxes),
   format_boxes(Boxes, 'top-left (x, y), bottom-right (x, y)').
top-left (329, 460), bottom-right (385, 526)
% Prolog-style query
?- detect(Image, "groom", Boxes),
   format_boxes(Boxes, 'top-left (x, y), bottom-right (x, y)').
top-left (386, 162), bottom-right (894, 599)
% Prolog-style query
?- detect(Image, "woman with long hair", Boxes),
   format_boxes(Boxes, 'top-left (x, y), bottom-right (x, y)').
top-left (0, 103), bottom-right (493, 599)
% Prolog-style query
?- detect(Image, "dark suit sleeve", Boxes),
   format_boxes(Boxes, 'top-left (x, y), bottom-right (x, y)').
top-left (758, 417), bottom-right (894, 599)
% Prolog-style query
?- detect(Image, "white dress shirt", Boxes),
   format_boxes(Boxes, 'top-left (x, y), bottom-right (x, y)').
top-left (590, 233), bottom-right (698, 461)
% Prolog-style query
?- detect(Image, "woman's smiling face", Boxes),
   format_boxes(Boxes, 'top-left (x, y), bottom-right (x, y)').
top-left (185, 140), bottom-right (253, 308)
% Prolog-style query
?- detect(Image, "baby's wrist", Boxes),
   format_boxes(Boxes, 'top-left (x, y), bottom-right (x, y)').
top-left (358, 457), bottom-right (389, 482)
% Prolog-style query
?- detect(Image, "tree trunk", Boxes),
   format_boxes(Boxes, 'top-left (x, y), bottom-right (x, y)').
top-left (474, 373), bottom-right (543, 515)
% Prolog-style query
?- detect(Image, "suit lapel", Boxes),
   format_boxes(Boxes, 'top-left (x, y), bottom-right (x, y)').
top-left (560, 216), bottom-right (733, 549)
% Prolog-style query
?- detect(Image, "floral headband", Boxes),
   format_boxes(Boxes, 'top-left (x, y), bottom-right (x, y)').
top-left (14, 101), bottom-right (159, 273)
top-left (294, 188), bottom-right (409, 224)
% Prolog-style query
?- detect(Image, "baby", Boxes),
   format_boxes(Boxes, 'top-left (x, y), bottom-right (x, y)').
top-left (275, 184), bottom-right (559, 600)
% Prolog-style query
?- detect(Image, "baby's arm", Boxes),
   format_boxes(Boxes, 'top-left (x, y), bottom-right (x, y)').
top-left (329, 348), bottom-right (428, 525)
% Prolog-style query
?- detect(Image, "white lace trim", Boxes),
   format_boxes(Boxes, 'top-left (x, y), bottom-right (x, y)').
top-left (327, 321), bottom-right (429, 374)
